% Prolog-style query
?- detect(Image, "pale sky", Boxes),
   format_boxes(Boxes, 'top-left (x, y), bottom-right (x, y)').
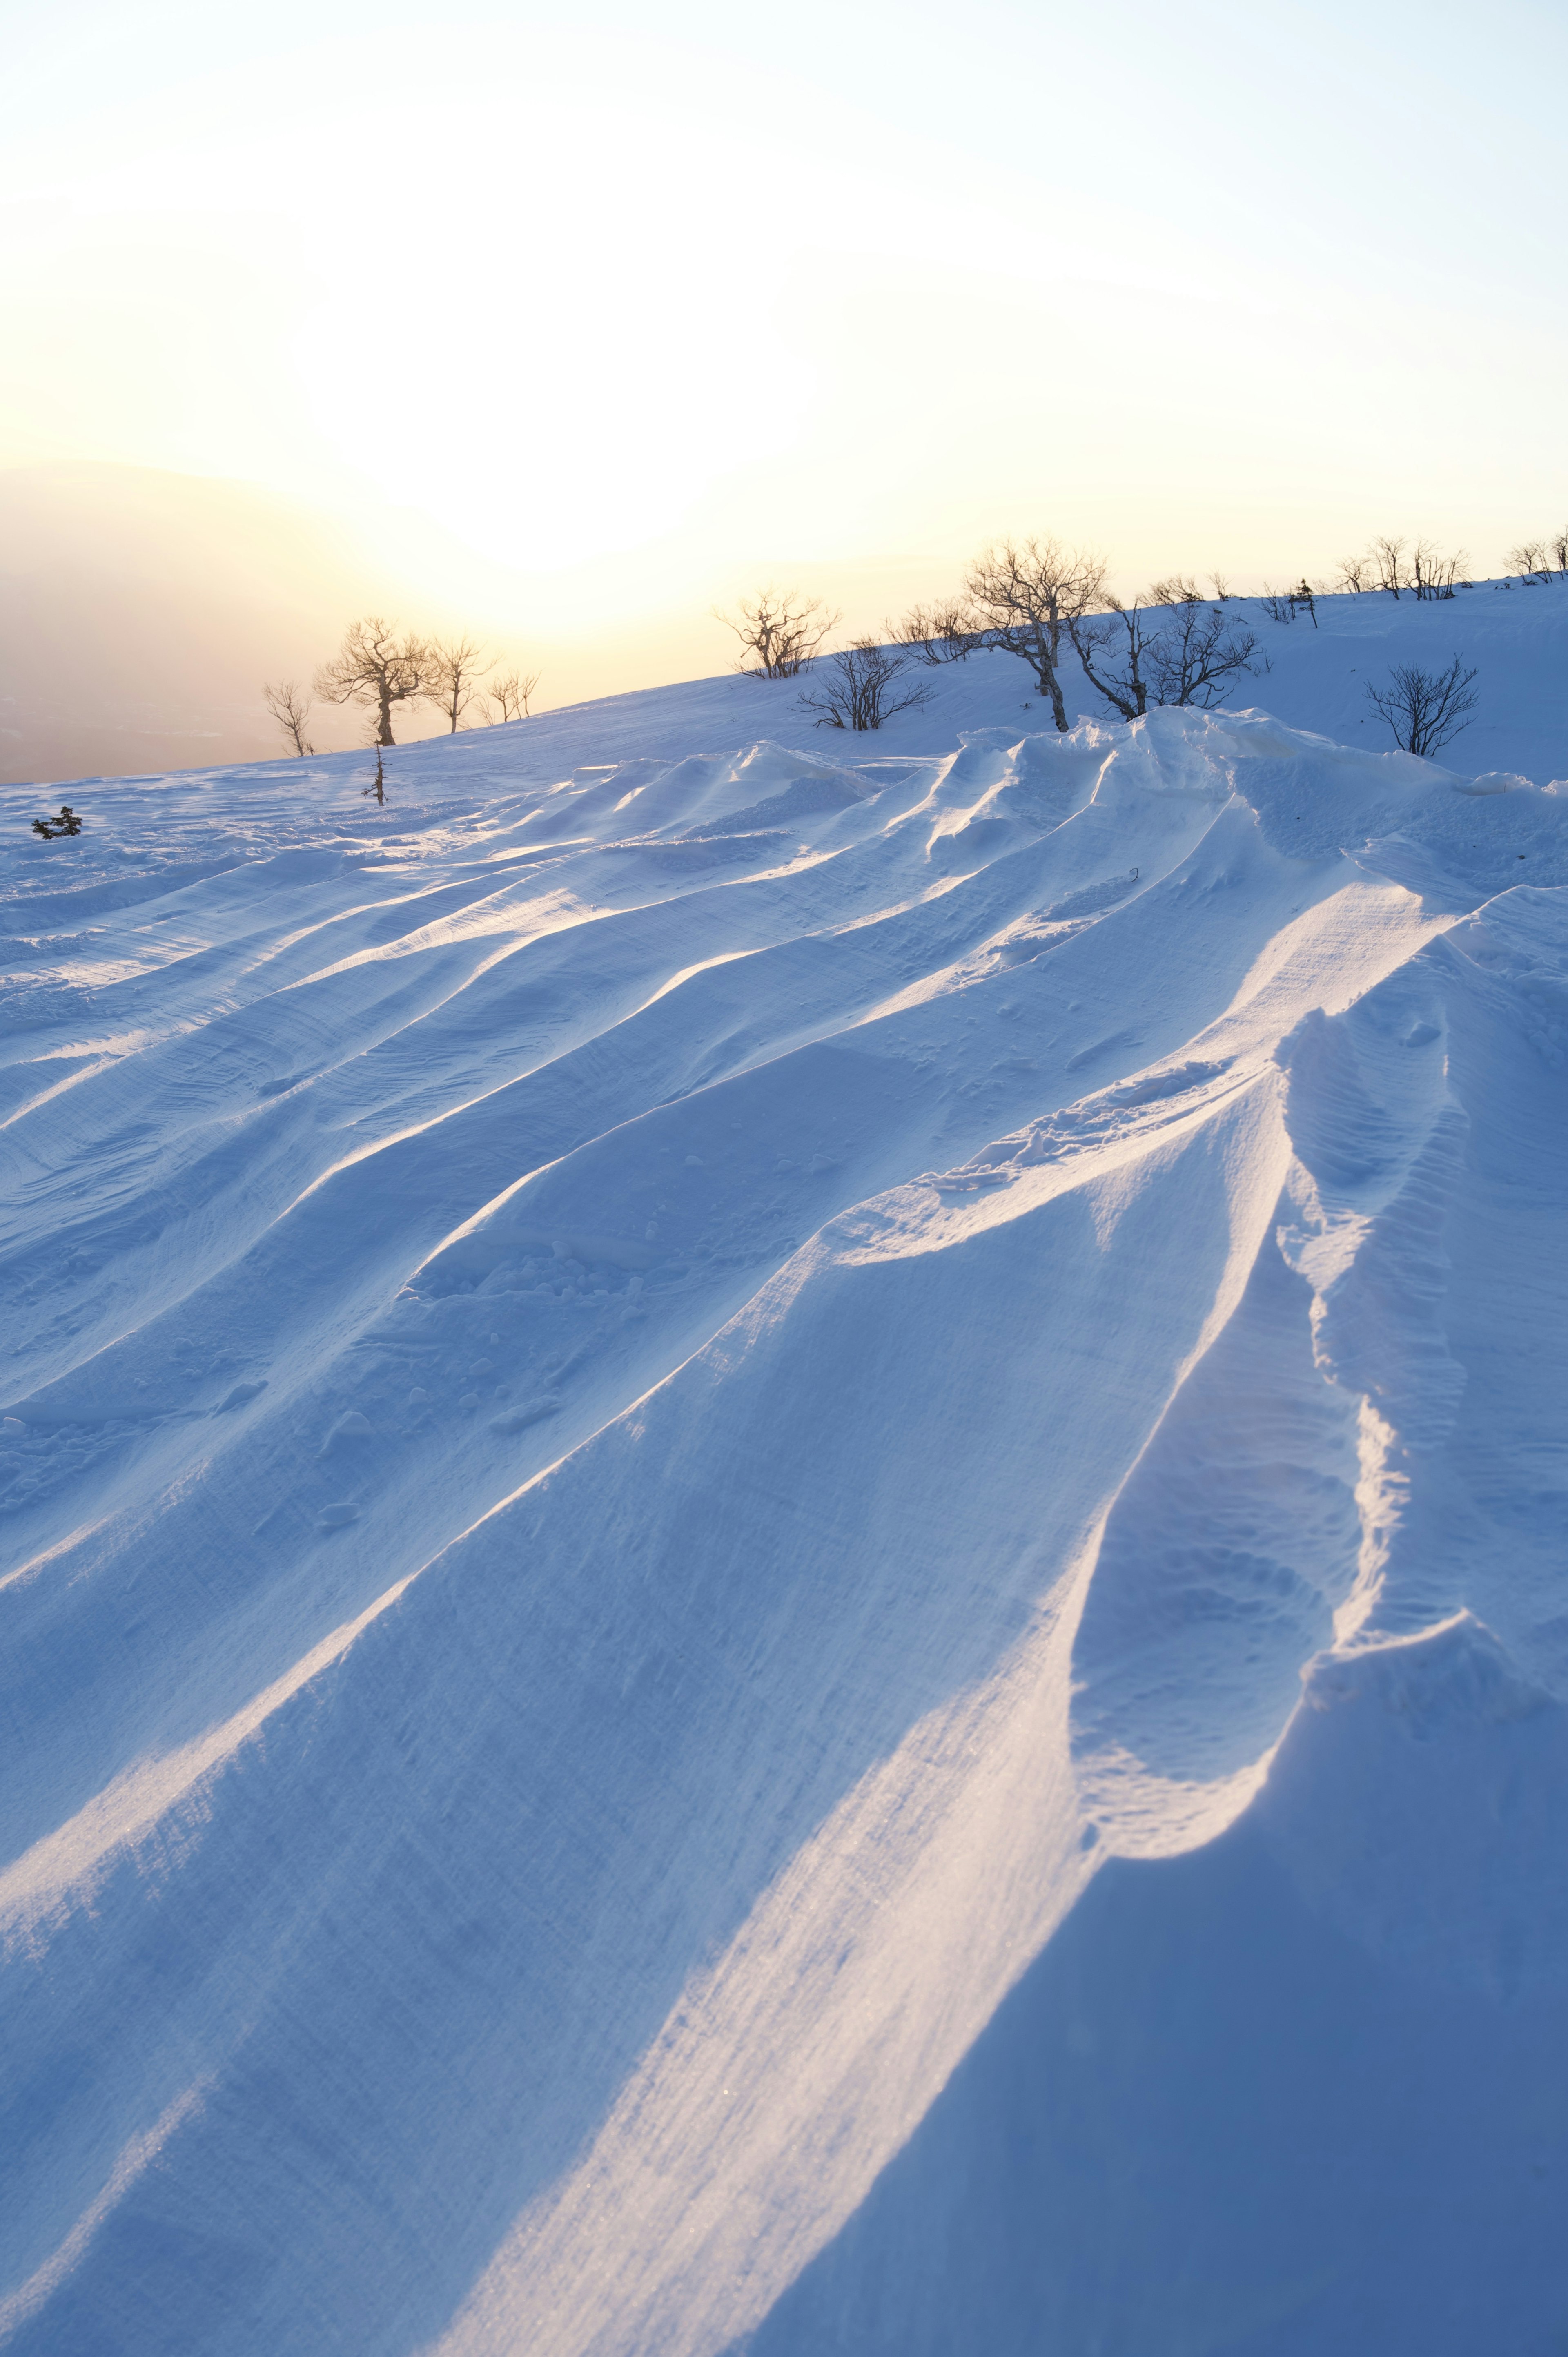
top-left (5, 0), bottom-right (1567, 705)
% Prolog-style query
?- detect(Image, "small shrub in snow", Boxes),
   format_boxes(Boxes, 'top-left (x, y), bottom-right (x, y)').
top-left (1364, 656), bottom-right (1479, 758)
top-left (891, 602), bottom-right (986, 666)
top-left (798, 642), bottom-right (933, 731)
top-left (31, 804), bottom-right (82, 839)
top-left (1259, 580), bottom-right (1318, 625)
top-left (1508, 540), bottom-right (1554, 586)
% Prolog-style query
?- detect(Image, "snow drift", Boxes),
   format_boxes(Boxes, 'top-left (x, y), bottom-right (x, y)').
top-left (1, 691), bottom-right (1565, 2355)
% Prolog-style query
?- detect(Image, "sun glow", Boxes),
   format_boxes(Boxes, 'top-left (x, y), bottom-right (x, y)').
top-left (3, 0), bottom-right (1567, 774)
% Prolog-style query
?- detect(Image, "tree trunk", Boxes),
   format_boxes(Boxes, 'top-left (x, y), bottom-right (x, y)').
top-left (1039, 615), bottom-right (1070, 730)
top-left (378, 680), bottom-right (395, 745)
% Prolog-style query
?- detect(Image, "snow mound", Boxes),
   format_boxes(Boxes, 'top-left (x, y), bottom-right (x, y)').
top-left (1, 703), bottom-right (1565, 2355)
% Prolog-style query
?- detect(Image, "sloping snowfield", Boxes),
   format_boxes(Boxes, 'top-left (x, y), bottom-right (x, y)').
top-left (3, 648), bottom-right (1567, 2353)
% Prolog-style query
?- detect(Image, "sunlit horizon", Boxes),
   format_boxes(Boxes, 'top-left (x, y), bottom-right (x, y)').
top-left (4, 0), bottom-right (1567, 773)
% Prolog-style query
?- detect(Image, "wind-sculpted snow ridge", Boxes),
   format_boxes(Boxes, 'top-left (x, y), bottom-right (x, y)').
top-left (0, 708), bottom-right (1564, 2356)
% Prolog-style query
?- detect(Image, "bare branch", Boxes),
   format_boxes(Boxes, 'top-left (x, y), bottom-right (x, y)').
top-left (313, 618), bottom-right (432, 745)
top-left (962, 537), bottom-right (1106, 730)
top-left (797, 641), bottom-right (933, 731)
top-left (425, 634), bottom-right (490, 732)
top-left (1067, 601), bottom-right (1152, 721)
top-left (890, 600), bottom-right (985, 666)
top-left (1146, 574), bottom-right (1201, 610)
top-left (1143, 598), bottom-right (1261, 708)
top-left (1508, 540), bottom-right (1552, 585)
top-left (715, 589), bottom-right (839, 680)
top-left (1370, 535), bottom-right (1408, 598)
top-left (1364, 656), bottom-right (1479, 758)
top-left (262, 680), bottom-right (314, 757)
top-left (488, 669), bottom-right (541, 723)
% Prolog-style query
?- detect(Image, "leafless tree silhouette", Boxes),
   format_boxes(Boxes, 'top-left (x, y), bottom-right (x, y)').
top-left (716, 589), bottom-right (839, 680)
top-left (314, 619), bottom-right (431, 746)
top-left (488, 669), bottom-right (541, 723)
top-left (891, 601), bottom-right (984, 665)
top-left (963, 537), bottom-right (1105, 730)
top-left (798, 641), bottom-right (933, 731)
top-left (1508, 541), bottom-right (1552, 584)
top-left (1145, 591), bottom-right (1261, 706)
top-left (1370, 536), bottom-right (1408, 598)
top-left (425, 635), bottom-right (489, 731)
top-left (1410, 542), bottom-right (1467, 600)
top-left (1364, 656), bottom-right (1479, 757)
top-left (1336, 554), bottom-right (1371, 593)
top-left (1068, 601), bottom-right (1155, 720)
top-left (262, 680), bottom-right (314, 757)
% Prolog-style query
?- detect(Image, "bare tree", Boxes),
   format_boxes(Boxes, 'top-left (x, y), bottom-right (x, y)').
top-left (1336, 554), bottom-right (1371, 593)
top-left (488, 669), bottom-right (541, 723)
top-left (963, 537), bottom-right (1106, 730)
top-left (1143, 592), bottom-right (1261, 707)
top-left (1070, 586), bottom-right (1260, 720)
top-left (715, 589), bottom-right (839, 680)
top-left (891, 600), bottom-right (984, 665)
top-left (425, 635), bottom-right (489, 731)
top-left (1209, 573), bottom-right (1231, 601)
top-left (798, 641), bottom-right (933, 731)
top-left (314, 618), bottom-right (431, 746)
top-left (1370, 535), bottom-right (1408, 598)
top-left (1364, 656), bottom-right (1479, 758)
top-left (262, 680), bottom-right (314, 757)
top-left (1508, 540), bottom-right (1552, 584)
top-left (1259, 578), bottom-right (1323, 622)
top-left (1554, 528), bottom-right (1568, 575)
top-left (1067, 600), bottom-right (1154, 720)
top-left (1410, 541), bottom-right (1467, 600)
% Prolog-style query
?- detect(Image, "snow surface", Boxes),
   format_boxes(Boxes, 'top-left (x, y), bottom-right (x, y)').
top-left (2, 623), bottom-right (1567, 2354)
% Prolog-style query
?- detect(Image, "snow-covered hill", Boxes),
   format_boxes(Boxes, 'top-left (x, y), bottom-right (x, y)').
top-left (2, 647), bottom-right (1566, 2353)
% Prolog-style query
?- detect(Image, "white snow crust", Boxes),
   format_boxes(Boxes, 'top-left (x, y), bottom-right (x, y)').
top-left (2, 636), bottom-right (1566, 2354)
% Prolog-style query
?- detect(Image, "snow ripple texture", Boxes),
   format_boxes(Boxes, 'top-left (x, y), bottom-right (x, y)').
top-left (1, 702), bottom-right (1566, 2355)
